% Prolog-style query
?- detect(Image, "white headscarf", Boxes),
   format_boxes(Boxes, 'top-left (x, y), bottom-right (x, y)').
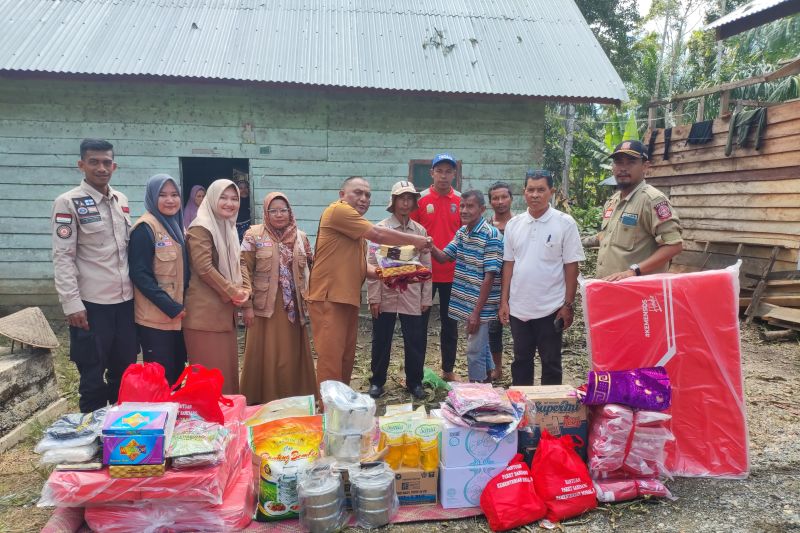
top-left (189, 179), bottom-right (243, 286)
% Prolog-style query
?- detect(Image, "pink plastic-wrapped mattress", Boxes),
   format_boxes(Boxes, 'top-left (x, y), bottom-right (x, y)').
top-left (39, 395), bottom-right (248, 507)
top-left (83, 450), bottom-right (256, 533)
top-left (581, 264), bottom-right (749, 478)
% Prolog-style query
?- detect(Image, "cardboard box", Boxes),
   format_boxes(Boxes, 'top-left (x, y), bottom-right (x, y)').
top-left (103, 410), bottom-right (168, 435)
top-left (394, 467), bottom-right (438, 505)
top-left (439, 462), bottom-right (505, 509)
top-left (432, 411), bottom-right (517, 467)
top-left (103, 434), bottom-right (165, 465)
top-left (510, 384), bottom-right (588, 462)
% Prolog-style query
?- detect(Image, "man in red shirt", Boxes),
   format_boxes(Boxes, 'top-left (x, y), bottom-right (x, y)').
top-left (411, 153), bottom-right (462, 381)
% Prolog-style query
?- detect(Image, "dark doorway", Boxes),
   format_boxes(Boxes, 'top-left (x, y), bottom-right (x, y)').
top-left (180, 157), bottom-right (252, 227)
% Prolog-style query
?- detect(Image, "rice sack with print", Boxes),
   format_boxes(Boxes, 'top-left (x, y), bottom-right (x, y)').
top-left (250, 415), bottom-right (323, 522)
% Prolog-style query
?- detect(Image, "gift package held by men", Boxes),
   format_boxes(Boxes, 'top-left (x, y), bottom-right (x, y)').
top-left (373, 245), bottom-right (432, 291)
top-left (581, 264), bottom-right (749, 478)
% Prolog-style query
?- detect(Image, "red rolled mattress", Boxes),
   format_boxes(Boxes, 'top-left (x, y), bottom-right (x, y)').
top-left (581, 264), bottom-right (749, 478)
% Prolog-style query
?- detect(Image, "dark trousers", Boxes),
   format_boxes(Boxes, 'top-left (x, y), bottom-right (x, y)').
top-left (509, 312), bottom-right (563, 386)
top-left (421, 282), bottom-right (459, 373)
top-left (137, 325), bottom-right (187, 386)
top-left (69, 300), bottom-right (138, 413)
top-left (370, 312), bottom-right (426, 388)
top-left (488, 319), bottom-right (504, 354)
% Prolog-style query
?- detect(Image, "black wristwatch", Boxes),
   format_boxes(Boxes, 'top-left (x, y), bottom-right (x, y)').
top-left (629, 263), bottom-right (641, 276)
top-left (563, 301), bottom-right (574, 310)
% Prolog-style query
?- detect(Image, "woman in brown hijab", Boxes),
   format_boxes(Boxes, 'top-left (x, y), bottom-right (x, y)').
top-left (240, 192), bottom-right (317, 404)
top-left (183, 179), bottom-right (249, 394)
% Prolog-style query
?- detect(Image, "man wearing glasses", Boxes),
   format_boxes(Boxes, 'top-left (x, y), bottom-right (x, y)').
top-left (411, 153), bottom-right (462, 381)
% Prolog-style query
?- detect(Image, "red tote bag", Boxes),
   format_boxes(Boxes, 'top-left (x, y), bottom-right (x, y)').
top-left (480, 453), bottom-right (547, 531)
top-left (531, 430), bottom-right (597, 522)
top-left (170, 364), bottom-right (233, 424)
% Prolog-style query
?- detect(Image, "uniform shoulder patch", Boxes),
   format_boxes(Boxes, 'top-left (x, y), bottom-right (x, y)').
top-left (56, 224), bottom-right (73, 239)
top-left (55, 213), bottom-right (73, 224)
top-left (654, 200), bottom-right (673, 221)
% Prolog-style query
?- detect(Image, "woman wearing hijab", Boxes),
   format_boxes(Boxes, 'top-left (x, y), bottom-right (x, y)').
top-left (240, 192), bottom-right (316, 404)
top-left (183, 185), bottom-right (205, 228)
top-left (183, 179), bottom-right (249, 394)
top-left (129, 174), bottom-right (189, 385)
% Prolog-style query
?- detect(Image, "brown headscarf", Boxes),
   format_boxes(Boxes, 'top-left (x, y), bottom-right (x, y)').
top-left (262, 192), bottom-right (298, 248)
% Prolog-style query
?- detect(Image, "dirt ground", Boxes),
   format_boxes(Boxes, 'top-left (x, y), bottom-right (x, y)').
top-left (1, 306), bottom-right (799, 532)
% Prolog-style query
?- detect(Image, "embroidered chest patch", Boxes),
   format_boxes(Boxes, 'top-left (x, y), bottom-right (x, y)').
top-left (72, 196), bottom-right (101, 224)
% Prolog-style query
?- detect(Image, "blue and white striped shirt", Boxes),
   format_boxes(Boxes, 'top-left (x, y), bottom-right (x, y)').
top-left (442, 218), bottom-right (503, 322)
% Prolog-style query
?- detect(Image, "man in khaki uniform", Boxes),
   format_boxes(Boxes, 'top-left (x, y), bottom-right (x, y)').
top-left (307, 176), bottom-right (431, 388)
top-left (366, 181), bottom-right (432, 400)
top-left (594, 140), bottom-right (683, 281)
top-left (51, 138), bottom-right (138, 412)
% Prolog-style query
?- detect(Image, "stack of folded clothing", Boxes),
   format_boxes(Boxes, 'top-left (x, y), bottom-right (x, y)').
top-left (439, 383), bottom-right (523, 440)
top-left (35, 408), bottom-right (107, 469)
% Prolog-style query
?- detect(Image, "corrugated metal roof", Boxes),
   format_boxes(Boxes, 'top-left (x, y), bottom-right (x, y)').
top-left (0, 0), bottom-right (627, 103)
top-left (705, 0), bottom-right (798, 30)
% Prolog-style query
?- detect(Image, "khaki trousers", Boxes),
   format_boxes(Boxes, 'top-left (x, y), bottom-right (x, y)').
top-left (309, 300), bottom-right (359, 387)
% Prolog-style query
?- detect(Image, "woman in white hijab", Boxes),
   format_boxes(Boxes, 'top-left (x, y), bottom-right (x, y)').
top-left (182, 179), bottom-right (249, 394)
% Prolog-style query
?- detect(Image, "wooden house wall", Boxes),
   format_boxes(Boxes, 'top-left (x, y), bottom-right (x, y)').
top-left (0, 77), bottom-right (544, 317)
top-left (645, 99), bottom-right (800, 279)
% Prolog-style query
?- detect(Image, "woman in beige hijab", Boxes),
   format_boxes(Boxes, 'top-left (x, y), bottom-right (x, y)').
top-left (183, 179), bottom-right (249, 394)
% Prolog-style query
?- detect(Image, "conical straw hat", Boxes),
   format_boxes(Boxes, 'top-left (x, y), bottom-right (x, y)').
top-left (0, 307), bottom-right (59, 349)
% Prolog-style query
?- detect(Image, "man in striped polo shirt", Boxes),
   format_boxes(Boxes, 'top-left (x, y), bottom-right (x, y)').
top-left (430, 190), bottom-right (503, 382)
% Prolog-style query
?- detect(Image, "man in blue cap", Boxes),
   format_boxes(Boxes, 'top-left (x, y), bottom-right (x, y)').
top-left (411, 153), bottom-right (462, 381)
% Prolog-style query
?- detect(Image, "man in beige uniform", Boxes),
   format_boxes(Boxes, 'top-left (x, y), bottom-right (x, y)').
top-left (366, 181), bottom-right (432, 399)
top-left (594, 140), bottom-right (683, 281)
top-left (307, 176), bottom-right (431, 388)
top-left (51, 138), bottom-right (138, 412)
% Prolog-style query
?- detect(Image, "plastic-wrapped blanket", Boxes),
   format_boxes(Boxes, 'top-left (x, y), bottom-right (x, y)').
top-left (581, 264), bottom-right (749, 478)
top-left (38, 395), bottom-right (247, 507)
top-left (588, 404), bottom-right (673, 479)
top-left (83, 451), bottom-right (256, 532)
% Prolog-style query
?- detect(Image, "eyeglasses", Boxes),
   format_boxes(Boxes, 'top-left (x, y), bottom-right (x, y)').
top-left (267, 208), bottom-right (290, 215)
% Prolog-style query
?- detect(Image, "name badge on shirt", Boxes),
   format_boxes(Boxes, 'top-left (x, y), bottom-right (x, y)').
top-left (621, 213), bottom-right (639, 226)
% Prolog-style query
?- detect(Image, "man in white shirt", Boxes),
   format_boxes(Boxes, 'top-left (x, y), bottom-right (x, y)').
top-left (499, 170), bottom-right (585, 386)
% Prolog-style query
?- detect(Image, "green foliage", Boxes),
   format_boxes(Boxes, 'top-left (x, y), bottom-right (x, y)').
top-left (555, 1), bottom-right (800, 214)
top-left (570, 205), bottom-right (604, 234)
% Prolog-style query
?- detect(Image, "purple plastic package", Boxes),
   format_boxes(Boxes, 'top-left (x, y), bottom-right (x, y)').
top-left (582, 367), bottom-right (671, 411)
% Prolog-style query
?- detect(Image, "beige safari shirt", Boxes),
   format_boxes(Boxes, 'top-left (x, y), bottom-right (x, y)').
top-left (51, 180), bottom-right (133, 315)
top-left (596, 180), bottom-right (682, 278)
top-left (366, 215), bottom-right (432, 316)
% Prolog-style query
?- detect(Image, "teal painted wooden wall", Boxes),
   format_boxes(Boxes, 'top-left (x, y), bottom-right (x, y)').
top-left (0, 77), bottom-right (544, 317)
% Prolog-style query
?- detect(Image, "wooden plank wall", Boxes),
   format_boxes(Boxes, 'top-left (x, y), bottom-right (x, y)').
top-left (0, 77), bottom-right (544, 317)
top-left (645, 99), bottom-right (800, 279)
